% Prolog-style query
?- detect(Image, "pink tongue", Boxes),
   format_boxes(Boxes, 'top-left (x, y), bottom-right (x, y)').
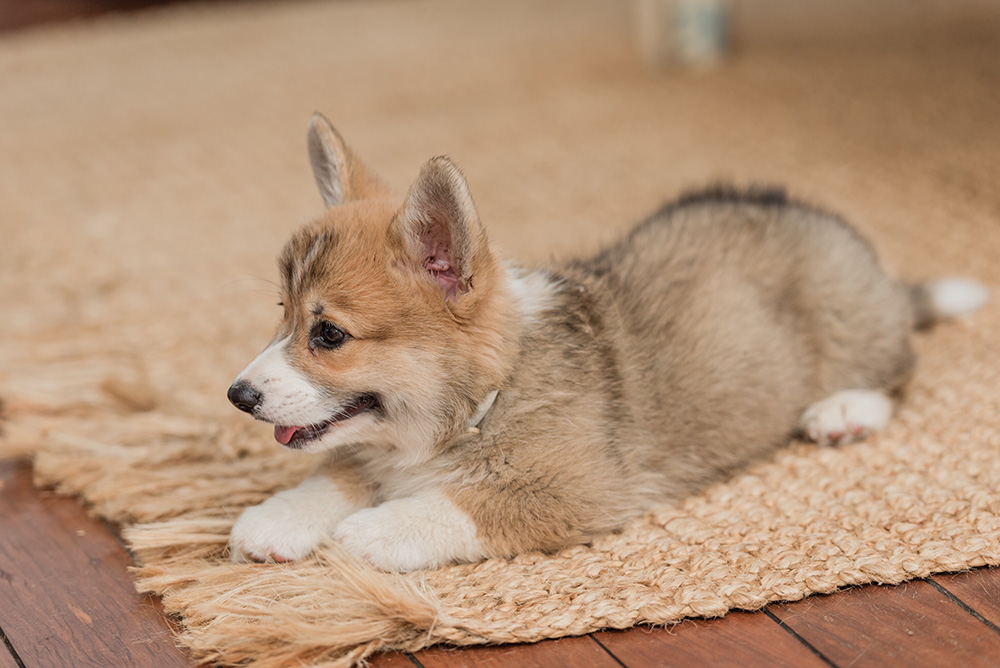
top-left (274, 425), bottom-right (302, 445)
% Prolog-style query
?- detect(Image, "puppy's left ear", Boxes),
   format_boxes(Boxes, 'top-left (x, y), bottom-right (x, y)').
top-left (395, 157), bottom-right (491, 302)
top-left (307, 113), bottom-right (387, 207)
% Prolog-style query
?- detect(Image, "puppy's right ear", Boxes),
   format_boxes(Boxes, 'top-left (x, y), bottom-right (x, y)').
top-left (307, 113), bottom-right (387, 207)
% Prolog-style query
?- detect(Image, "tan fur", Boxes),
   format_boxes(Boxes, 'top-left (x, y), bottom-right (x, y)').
top-left (229, 117), bottom-right (972, 568)
top-left (316, 452), bottom-right (375, 508)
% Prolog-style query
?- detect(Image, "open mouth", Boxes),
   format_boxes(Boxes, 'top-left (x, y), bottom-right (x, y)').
top-left (272, 393), bottom-right (380, 447)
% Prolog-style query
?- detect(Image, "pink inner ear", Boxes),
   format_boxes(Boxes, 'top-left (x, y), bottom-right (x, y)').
top-left (422, 223), bottom-right (465, 300)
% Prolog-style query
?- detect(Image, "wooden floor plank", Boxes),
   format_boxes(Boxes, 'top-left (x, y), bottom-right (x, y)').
top-left (0, 641), bottom-right (21, 668)
top-left (932, 568), bottom-right (1000, 630)
top-left (593, 611), bottom-right (831, 668)
top-left (413, 635), bottom-right (620, 668)
top-left (770, 579), bottom-right (1000, 668)
top-left (0, 459), bottom-right (191, 668)
top-left (368, 651), bottom-right (419, 668)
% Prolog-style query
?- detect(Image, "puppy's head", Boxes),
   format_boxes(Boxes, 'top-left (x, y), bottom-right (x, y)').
top-left (228, 115), bottom-right (512, 461)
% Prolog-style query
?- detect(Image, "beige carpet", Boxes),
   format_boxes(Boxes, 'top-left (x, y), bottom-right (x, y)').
top-left (2, 0), bottom-right (1000, 665)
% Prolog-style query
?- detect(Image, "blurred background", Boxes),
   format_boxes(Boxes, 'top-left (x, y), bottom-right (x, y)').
top-left (0, 0), bottom-right (997, 420)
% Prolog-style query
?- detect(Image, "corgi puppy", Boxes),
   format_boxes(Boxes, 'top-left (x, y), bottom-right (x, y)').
top-left (226, 114), bottom-right (988, 572)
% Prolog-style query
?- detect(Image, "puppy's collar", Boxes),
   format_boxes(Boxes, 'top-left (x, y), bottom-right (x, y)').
top-left (466, 390), bottom-right (499, 434)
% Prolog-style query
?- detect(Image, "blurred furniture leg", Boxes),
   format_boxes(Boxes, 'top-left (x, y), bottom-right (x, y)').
top-left (634, 0), bottom-right (730, 67)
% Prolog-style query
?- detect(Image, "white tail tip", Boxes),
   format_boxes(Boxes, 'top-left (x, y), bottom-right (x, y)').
top-left (928, 278), bottom-right (990, 319)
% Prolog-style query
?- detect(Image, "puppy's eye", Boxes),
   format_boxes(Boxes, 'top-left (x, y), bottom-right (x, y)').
top-left (310, 321), bottom-right (348, 351)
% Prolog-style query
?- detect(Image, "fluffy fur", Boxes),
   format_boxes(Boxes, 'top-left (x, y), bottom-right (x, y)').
top-left (226, 114), bottom-right (987, 571)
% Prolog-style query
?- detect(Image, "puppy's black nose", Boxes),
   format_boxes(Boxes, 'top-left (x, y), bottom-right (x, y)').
top-left (228, 381), bottom-right (262, 414)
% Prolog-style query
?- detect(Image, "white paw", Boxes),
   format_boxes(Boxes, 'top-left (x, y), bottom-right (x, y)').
top-left (927, 278), bottom-right (989, 319)
top-left (800, 389), bottom-right (893, 447)
top-left (333, 491), bottom-right (484, 572)
top-left (229, 476), bottom-right (356, 563)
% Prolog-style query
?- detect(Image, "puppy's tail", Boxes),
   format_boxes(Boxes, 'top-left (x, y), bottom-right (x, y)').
top-left (909, 278), bottom-right (990, 330)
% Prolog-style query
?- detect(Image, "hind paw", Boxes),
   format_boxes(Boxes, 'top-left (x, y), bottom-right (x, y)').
top-left (800, 390), bottom-right (892, 447)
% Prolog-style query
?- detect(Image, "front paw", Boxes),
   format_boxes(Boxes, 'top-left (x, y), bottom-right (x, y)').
top-left (333, 507), bottom-right (413, 571)
top-left (229, 498), bottom-right (329, 563)
top-left (228, 476), bottom-right (354, 563)
top-left (333, 492), bottom-right (484, 572)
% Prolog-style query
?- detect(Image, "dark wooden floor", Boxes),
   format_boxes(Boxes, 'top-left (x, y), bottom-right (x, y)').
top-left (3, 457), bottom-right (1000, 668)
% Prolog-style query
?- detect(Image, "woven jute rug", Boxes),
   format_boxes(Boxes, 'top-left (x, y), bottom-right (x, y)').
top-left (2, 0), bottom-right (999, 665)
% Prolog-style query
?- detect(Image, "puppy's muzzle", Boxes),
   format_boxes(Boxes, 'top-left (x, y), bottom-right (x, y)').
top-left (228, 380), bottom-right (262, 414)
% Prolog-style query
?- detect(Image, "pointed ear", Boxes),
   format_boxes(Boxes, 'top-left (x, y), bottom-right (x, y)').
top-left (307, 113), bottom-right (387, 207)
top-left (395, 157), bottom-right (491, 301)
